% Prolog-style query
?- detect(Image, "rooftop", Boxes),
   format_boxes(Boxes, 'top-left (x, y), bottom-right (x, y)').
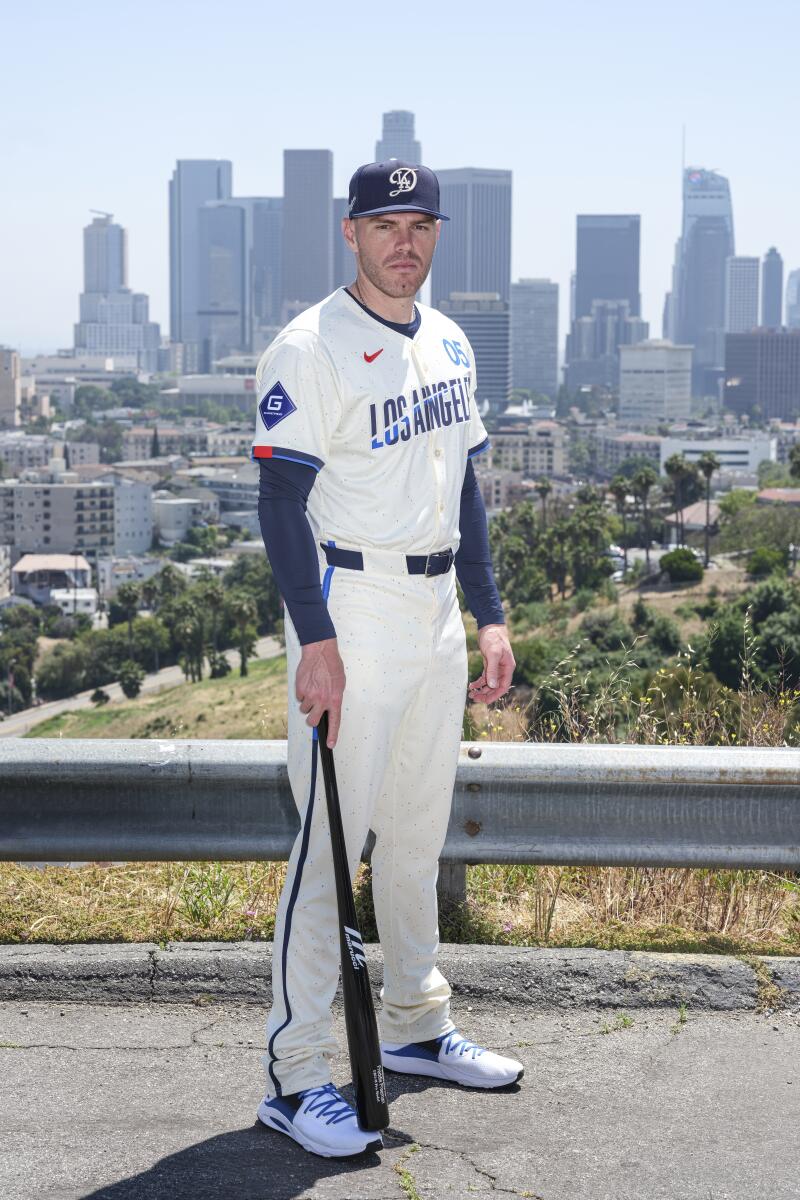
top-left (12, 554), bottom-right (91, 573)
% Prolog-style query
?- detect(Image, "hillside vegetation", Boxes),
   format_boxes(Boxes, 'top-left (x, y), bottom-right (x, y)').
top-left (26, 656), bottom-right (288, 741)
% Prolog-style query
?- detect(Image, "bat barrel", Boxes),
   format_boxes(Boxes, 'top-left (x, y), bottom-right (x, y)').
top-left (318, 713), bottom-right (390, 1132)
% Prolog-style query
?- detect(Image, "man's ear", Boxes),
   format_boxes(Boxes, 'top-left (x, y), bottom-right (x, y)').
top-left (342, 218), bottom-right (358, 253)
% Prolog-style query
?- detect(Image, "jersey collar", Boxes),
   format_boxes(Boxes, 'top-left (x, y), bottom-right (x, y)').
top-left (342, 287), bottom-right (421, 340)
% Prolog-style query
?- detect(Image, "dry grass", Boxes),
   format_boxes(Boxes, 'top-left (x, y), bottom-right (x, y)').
top-left (2, 859), bottom-right (796, 956)
top-left (25, 655), bottom-right (289, 740)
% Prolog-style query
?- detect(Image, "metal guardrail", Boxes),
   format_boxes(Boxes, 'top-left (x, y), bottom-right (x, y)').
top-left (2, 739), bottom-right (799, 901)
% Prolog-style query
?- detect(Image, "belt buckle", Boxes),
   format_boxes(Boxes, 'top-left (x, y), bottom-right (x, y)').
top-left (425, 549), bottom-right (453, 576)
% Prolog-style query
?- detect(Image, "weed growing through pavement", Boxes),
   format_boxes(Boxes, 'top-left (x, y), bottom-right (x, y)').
top-left (600, 1012), bottom-right (634, 1034)
top-left (393, 1144), bottom-right (422, 1200)
top-left (671, 1002), bottom-right (689, 1034)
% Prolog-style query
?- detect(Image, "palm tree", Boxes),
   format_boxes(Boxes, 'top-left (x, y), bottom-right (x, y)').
top-left (227, 592), bottom-right (258, 677)
top-left (632, 465), bottom-right (658, 574)
top-left (172, 595), bottom-right (206, 682)
top-left (156, 563), bottom-right (186, 604)
top-left (534, 478), bottom-right (552, 529)
top-left (697, 452), bottom-right (720, 567)
top-left (664, 454), bottom-right (690, 547)
top-left (608, 476), bottom-right (629, 574)
top-left (789, 443), bottom-right (800, 482)
top-left (139, 578), bottom-right (162, 672)
top-left (115, 582), bottom-right (140, 658)
top-left (200, 578), bottom-right (226, 654)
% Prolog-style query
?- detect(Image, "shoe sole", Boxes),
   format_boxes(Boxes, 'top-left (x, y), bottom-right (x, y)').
top-left (257, 1101), bottom-right (382, 1159)
top-left (382, 1057), bottom-right (524, 1090)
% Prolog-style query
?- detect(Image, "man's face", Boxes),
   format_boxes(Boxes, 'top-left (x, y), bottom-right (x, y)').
top-left (344, 212), bottom-right (440, 298)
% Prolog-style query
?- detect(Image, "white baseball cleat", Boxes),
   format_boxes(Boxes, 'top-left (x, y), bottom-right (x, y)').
top-left (257, 1082), bottom-right (383, 1158)
top-left (381, 1029), bottom-right (524, 1089)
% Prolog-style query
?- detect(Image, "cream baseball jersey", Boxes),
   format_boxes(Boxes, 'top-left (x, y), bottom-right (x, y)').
top-left (251, 288), bottom-right (490, 556)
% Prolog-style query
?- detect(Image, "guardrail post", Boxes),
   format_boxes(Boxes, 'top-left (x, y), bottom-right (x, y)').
top-left (437, 861), bottom-right (467, 905)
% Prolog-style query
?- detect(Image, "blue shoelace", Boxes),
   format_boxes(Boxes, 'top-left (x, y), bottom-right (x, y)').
top-left (439, 1031), bottom-right (486, 1061)
top-left (297, 1083), bottom-right (355, 1125)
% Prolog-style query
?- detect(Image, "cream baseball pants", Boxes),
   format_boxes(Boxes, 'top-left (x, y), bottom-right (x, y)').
top-left (263, 552), bottom-right (467, 1098)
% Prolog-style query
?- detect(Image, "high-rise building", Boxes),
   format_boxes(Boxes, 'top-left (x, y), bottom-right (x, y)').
top-left (787, 270), bottom-right (800, 329)
top-left (724, 257), bottom-right (759, 332)
top-left (196, 202), bottom-right (247, 371)
top-left (250, 198), bottom-right (283, 347)
top-left (430, 169), bottom-right (512, 308)
top-left (332, 197), bottom-right (352, 289)
top-left (375, 111), bottom-right (421, 162)
top-left (672, 168), bottom-right (735, 396)
top-left (73, 215), bottom-right (161, 371)
top-left (510, 279), bottom-right (559, 399)
top-left (282, 150), bottom-right (333, 314)
top-left (618, 340), bottom-right (692, 429)
top-left (169, 160), bottom-right (233, 349)
top-left (565, 215), bottom-right (642, 394)
top-left (574, 215), bottom-right (641, 319)
top-left (84, 212), bottom-right (126, 293)
top-left (762, 247), bottom-right (784, 329)
top-left (438, 293), bottom-right (510, 413)
top-left (0, 347), bottom-right (21, 429)
top-left (725, 329), bottom-right (800, 419)
top-left (566, 301), bottom-right (648, 392)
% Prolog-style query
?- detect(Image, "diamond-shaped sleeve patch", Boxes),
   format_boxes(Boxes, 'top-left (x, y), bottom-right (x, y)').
top-left (258, 381), bottom-right (297, 431)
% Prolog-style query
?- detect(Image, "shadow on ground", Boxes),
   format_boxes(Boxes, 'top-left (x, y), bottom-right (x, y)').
top-left (81, 1122), bottom-right (404, 1200)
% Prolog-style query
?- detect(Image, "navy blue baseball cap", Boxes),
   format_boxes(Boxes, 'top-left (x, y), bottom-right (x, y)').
top-left (347, 160), bottom-right (449, 221)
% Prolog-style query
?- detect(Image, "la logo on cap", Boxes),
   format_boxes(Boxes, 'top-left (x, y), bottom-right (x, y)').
top-left (389, 167), bottom-right (417, 197)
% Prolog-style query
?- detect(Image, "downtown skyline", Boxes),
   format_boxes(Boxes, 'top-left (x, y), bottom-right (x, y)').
top-left (2, 0), bottom-right (798, 353)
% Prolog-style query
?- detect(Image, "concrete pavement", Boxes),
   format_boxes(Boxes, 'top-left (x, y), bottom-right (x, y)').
top-left (0, 637), bottom-right (282, 738)
top-left (0, 998), bottom-right (797, 1200)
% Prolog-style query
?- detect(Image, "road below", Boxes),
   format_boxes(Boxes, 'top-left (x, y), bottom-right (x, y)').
top-left (0, 999), bottom-right (796, 1199)
top-left (0, 636), bottom-right (283, 738)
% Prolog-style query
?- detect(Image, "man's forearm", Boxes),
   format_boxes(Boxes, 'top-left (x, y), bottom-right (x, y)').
top-left (454, 460), bottom-right (505, 628)
top-left (257, 461), bottom-right (336, 645)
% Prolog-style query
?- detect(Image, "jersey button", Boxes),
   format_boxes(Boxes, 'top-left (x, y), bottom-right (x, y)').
top-left (434, 448), bottom-right (443, 459)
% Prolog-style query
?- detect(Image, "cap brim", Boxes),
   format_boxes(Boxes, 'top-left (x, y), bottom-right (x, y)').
top-left (349, 204), bottom-right (449, 221)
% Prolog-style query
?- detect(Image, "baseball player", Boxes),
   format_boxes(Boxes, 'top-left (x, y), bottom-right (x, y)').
top-left (253, 160), bottom-right (521, 1159)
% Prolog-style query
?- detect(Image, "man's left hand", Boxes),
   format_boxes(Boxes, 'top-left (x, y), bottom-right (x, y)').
top-left (468, 623), bottom-right (515, 704)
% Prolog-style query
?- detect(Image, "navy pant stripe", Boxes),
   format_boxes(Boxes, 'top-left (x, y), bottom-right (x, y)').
top-left (267, 559), bottom-right (335, 1096)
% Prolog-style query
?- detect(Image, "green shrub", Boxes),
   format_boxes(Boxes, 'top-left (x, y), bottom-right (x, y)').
top-left (572, 588), bottom-right (595, 613)
top-left (579, 610), bottom-right (631, 651)
top-left (660, 548), bottom-right (703, 583)
top-left (631, 596), bottom-right (652, 631)
top-left (118, 659), bottom-right (145, 699)
top-left (747, 547), bottom-right (787, 578)
top-left (648, 614), bottom-right (681, 656)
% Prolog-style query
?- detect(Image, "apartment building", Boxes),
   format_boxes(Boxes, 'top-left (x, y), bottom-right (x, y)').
top-left (486, 421), bottom-right (566, 477)
top-left (1, 481), bottom-right (115, 559)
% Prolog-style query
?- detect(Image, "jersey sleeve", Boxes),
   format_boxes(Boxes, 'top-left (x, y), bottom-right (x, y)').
top-left (464, 335), bottom-right (490, 460)
top-left (251, 329), bottom-right (342, 472)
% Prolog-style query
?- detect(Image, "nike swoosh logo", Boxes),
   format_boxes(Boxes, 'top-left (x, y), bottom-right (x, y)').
top-left (364, 349), bottom-right (384, 363)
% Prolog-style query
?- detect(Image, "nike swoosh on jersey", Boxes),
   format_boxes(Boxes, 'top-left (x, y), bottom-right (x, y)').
top-left (363, 349), bottom-right (384, 363)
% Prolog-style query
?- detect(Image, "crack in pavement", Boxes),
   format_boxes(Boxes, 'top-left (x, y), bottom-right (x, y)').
top-left (410, 1138), bottom-right (545, 1198)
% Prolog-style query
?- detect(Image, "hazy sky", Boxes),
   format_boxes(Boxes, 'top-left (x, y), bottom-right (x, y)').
top-left (2, 0), bottom-right (798, 354)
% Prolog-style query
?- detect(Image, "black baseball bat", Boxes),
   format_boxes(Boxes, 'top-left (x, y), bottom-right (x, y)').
top-left (317, 712), bottom-right (389, 1132)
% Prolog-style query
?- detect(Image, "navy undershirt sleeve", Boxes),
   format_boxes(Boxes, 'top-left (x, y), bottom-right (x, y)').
top-left (257, 459), bottom-right (336, 646)
top-left (455, 461), bottom-right (505, 629)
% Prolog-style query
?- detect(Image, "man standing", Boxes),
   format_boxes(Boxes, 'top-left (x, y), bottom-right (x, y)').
top-left (253, 160), bottom-right (520, 1159)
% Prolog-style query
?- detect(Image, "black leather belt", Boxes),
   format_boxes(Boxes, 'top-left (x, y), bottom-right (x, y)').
top-left (321, 544), bottom-right (455, 577)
